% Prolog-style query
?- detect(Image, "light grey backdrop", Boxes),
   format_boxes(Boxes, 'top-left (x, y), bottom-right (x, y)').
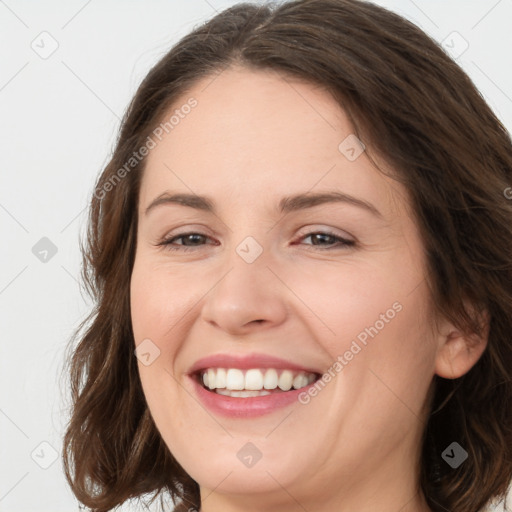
top-left (1, 1), bottom-right (511, 511)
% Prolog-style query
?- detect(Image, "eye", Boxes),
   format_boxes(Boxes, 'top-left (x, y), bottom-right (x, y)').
top-left (156, 232), bottom-right (217, 252)
top-left (298, 231), bottom-right (355, 250)
top-left (156, 230), bottom-right (355, 252)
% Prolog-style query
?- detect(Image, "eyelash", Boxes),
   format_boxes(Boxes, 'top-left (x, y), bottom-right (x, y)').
top-left (156, 230), bottom-right (355, 252)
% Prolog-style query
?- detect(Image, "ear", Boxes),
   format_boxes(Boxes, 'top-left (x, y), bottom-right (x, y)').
top-left (434, 305), bottom-right (490, 379)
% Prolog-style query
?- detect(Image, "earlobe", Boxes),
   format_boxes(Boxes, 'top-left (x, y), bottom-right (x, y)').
top-left (434, 310), bottom-right (490, 380)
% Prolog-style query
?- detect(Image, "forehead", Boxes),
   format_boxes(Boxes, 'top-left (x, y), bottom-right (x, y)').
top-left (140, 66), bottom-right (407, 220)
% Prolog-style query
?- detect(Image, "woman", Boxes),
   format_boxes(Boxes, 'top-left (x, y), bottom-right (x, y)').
top-left (62, 1), bottom-right (512, 511)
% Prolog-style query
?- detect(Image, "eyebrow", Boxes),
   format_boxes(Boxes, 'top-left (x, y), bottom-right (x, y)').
top-left (144, 191), bottom-right (382, 218)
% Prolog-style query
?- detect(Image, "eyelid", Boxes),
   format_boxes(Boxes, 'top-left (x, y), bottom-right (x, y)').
top-left (154, 223), bottom-right (216, 241)
top-left (154, 231), bottom-right (216, 249)
top-left (159, 223), bottom-right (354, 240)
top-left (294, 224), bottom-right (354, 241)
top-left (155, 225), bottom-right (356, 252)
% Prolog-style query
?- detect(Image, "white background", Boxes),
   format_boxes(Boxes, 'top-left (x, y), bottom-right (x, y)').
top-left (1, 0), bottom-right (511, 511)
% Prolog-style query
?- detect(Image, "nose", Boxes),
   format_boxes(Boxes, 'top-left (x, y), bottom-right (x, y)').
top-left (200, 243), bottom-right (288, 335)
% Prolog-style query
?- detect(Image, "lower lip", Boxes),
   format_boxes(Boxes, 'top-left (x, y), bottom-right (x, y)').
top-left (189, 375), bottom-right (317, 418)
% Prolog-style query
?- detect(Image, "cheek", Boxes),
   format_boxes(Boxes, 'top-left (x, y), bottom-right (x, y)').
top-left (130, 262), bottom-right (194, 430)
top-left (299, 253), bottom-right (435, 409)
top-left (130, 259), bottom-right (196, 346)
top-left (339, 281), bottom-right (436, 423)
top-left (281, 256), bottom-right (417, 354)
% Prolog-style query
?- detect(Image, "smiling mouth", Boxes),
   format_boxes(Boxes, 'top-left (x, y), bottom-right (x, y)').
top-left (194, 367), bottom-right (321, 397)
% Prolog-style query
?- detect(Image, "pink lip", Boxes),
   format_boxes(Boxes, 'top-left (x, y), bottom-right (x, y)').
top-left (186, 352), bottom-right (322, 418)
top-left (187, 352), bottom-right (322, 375)
top-left (188, 374), bottom-right (319, 418)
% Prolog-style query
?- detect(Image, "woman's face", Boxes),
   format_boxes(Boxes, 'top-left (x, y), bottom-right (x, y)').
top-left (131, 66), bottom-right (439, 509)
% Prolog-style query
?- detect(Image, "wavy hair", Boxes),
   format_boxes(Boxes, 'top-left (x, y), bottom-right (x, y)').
top-left (61, 1), bottom-right (512, 511)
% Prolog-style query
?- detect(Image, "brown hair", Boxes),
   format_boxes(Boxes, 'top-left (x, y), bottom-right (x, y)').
top-left (61, 1), bottom-right (512, 511)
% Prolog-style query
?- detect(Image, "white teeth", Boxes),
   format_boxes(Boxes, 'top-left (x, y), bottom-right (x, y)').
top-left (216, 389), bottom-right (271, 397)
top-left (226, 369), bottom-right (245, 390)
top-left (207, 368), bottom-right (216, 390)
top-left (292, 373), bottom-right (309, 389)
top-left (245, 369), bottom-right (264, 390)
top-left (278, 370), bottom-right (293, 391)
top-left (263, 369), bottom-right (278, 389)
top-left (199, 367), bottom-right (317, 392)
top-left (216, 368), bottom-right (227, 388)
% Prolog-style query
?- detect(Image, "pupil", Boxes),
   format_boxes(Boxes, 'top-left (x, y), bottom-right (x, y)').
top-left (314, 234), bottom-right (332, 245)
top-left (188, 234), bottom-right (203, 245)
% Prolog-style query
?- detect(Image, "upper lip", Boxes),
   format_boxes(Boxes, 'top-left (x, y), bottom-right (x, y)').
top-left (187, 352), bottom-right (323, 375)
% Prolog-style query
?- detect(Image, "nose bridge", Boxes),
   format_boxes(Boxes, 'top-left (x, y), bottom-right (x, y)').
top-left (200, 229), bottom-right (287, 332)
top-left (218, 206), bottom-right (274, 280)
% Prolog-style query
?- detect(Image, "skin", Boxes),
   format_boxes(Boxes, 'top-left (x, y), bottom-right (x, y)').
top-left (130, 65), bottom-right (488, 512)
